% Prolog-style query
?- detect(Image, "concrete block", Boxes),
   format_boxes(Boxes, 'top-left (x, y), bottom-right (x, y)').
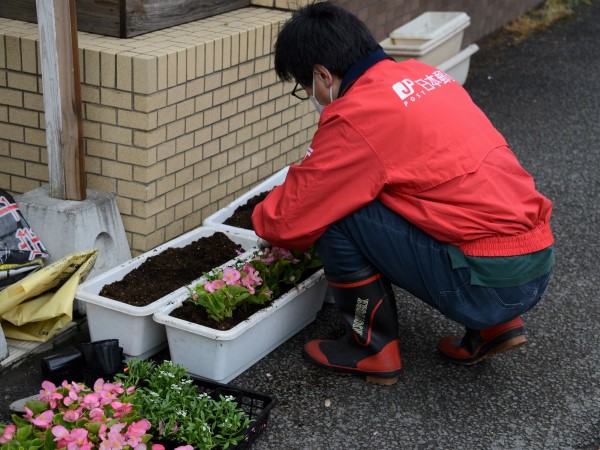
top-left (15, 185), bottom-right (131, 282)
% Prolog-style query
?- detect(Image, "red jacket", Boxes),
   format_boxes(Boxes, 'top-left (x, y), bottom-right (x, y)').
top-left (252, 58), bottom-right (554, 256)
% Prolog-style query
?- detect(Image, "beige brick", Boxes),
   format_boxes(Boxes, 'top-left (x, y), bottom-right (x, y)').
top-left (86, 104), bottom-right (117, 125)
top-left (203, 139), bottom-right (219, 160)
top-left (213, 38), bottom-right (223, 72)
top-left (101, 51), bottom-right (116, 88)
top-left (221, 99), bottom-right (237, 120)
top-left (177, 48), bottom-right (187, 85)
top-left (185, 111), bottom-right (204, 133)
top-left (157, 105), bottom-right (177, 126)
top-left (156, 206), bottom-right (175, 229)
top-left (103, 158), bottom-right (133, 181)
top-left (175, 166), bottom-right (194, 190)
top-left (0, 155), bottom-right (24, 175)
top-left (226, 173), bottom-right (243, 195)
top-left (166, 153), bottom-right (185, 175)
top-left (157, 54), bottom-right (168, 91)
top-left (251, 0), bottom-right (274, 7)
top-left (0, 105), bottom-right (7, 122)
top-left (135, 194), bottom-right (165, 218)
top-left (210, 120), bottom-right (227, 140)
top-left (118, 179), bottom-right (154, 201)
top-left (230, 32), bottom-right (240, 67)
top-left (134, 91), bottom-right (167, 113)
top-left (167, 85), bottom-right (186, 106)
top-left (202, 171), bottom-right (219, 191)
top-left (85, 155), bottom-right (101, 175)
top-left (116, 53), bottom-right (133, 91)
top-left (87, 173), bottom-right (117, 192)
top-left (222, 35), bottom-right (232, 70)
top-left (194, 92), bottom-right (213, 112)
top-left (167, 119), bottom-right (185, 141)
top-left (213, 86), bottom-right (230, 106)
top-left (165, 186), bottom-right (184, 208)
top-left (167, 52), bottom-right (177, 88)
top-left (209, 182), bottom-right (227, 204)
top-left (117, 144), bottom-right (156, 166)
top-left (133, 160), bottom-right (166, 184)
top-left (119, 109), bottom-right (157, 130)
top-left (157, 140), bottom-right (176, 161)
top-left (115, 196), bottom-right (132, 216)
top-left (194, 127), bottom-right (211, 146)
top-left (23, 92), bottom-right (44, 111)
top-left (6, 36), bottom-right (21, 71)
top-left (0, 139), bottom-right (9, 157)
top-left (81, 85), bottom-right (100, 104)
top-left (133, 55), bottom-right (158, 94)
top-left (195, 43), bottom-right (206, 77)
top-left (134, 126), bottom-right (166, 148)
top-left (176, 133), bottom-right (194, 154)
top-left (122, 214), bottom-right (155, 235)
top-left (176, 98), bottom-right (195, 119)
top-left (165, 219), bottom-right (185, 241)
top-left (84, 49), bottom-right (101, 86)
top-left (247, 29), bottom-right (256, 60)
top-left (0, 122), bottom-right (24, 142)
top-left (11, 176), bottom-right (41, 193)
top-left (24, 161), bottom-right (47, 180)
top-left (24, 127), bottom-right (45, 146)
top-left (9, 107), bottom-right (38, 127)
top-left (86, 139), bottom-right (116, 159)
top-left (205, 40), bottom-right (215, 74)
top-left (0, 36), bottom-right (5, 70)
top-left (21, 39), bottom-right (37, 74)
top-left (0, 69), bottom-right (6, 87)
top-left (239, 30), bottom-right (248, 64)
top-left (156, 173), bottom-right (175, 195)
top-left (186, 78), bottom-right (205, 98)
top-left (101, 88), bottom-right (132, 109)
top-left (7, 72), bottom-right (37, 93)
top-left (102, 124), bottom-right (133, 145)
top-left (204, 72), bottom-right (222, 92)
top-left (193, 158), bottom-right (211, 179)
top-left (186, 46), bottom-right (196, 81)
top-left (203, 105), bottom-right (221, 127)
top-left (11, 141), bottom-right (40, 162)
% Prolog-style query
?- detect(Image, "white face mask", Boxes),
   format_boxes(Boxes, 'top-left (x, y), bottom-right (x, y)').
top-left (310, 74), bottom-right (333, 114)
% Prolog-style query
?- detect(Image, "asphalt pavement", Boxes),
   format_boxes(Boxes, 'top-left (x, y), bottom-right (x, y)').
top-left (1, 1), bottom-right (599, 449)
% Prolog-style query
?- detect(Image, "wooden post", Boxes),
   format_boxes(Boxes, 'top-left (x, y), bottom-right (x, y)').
top-left (36, 0), bottom-right (86, 200)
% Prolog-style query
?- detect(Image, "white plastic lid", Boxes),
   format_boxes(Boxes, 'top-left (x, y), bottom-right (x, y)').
top-left (390, 12), bottom-right (470, 42)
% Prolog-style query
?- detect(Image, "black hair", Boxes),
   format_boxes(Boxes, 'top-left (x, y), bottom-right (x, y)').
top-left (274, 2), bottom-right (381, 87)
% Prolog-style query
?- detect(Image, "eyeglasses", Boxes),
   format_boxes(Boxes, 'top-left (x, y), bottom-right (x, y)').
top-left (291, 82), bottom-right (309, 100)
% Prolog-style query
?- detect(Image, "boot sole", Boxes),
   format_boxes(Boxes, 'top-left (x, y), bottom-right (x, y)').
top-left (303, 352), bottom-right (400, 385)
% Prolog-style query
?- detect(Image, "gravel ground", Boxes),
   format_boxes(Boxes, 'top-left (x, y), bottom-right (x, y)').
top-left (1, 2), bottom-right (599, 449)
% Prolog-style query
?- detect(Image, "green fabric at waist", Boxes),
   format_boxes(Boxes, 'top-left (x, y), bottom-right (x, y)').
top-left (447, 245), bottom-right (555, 287)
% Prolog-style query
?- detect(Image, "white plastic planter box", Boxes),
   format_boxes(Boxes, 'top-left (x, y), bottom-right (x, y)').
top-left (75, 227), bottom-right (256, 358)
top-left (380, 12), bottom-right (470, 66)
top-left (153, 268), bottom-right (327, 383)
top-left (203, 166), bottom-right (290, 240)
top-left (437, 44), bottom-right (479, 85)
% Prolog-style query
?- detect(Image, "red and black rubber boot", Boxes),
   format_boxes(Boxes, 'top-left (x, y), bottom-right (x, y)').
top-left (304, 267), bottom-right (402, 385)
top-left (437, 316), bottom-right (527, 365)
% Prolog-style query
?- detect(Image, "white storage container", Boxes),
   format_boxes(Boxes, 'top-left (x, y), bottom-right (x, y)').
top-left (153, 267), bottom-right (327, 383)
top-left (381, 12), bottom-right (470, 66)
top-left (76, 227), bottom-right (256, 358)
top-left (437, 44), bottom-right (479, 85)
top-left (203, 165), bottom-right (290, 240)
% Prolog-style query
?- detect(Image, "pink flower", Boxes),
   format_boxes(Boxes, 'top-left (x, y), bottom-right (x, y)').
top-left (222, 267), bottom-right (241, 285)
top-left (174, 446), bottom-right (194, 450)
top-left (63, 409), bottom-right (82, 422)
top-left (32, 409), bottom-right (54, 429)
top-left (110, 401), bottom-right (133, 418)
top-left (0, 424), bottom-right (16, 443)
top-left (241, 276), bottom-right (256, 294)
top-left (205, 279), bottom-right (225, 293)
top-left (125, 419), bottom-right (151, 447)
top-left (81, 393), bottom-right (100, 409)
top-left (152, 445), bottom-right (166, 450)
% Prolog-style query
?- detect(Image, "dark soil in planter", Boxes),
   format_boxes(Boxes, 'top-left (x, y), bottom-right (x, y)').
top-left (222, 191), bottom-right (269, 230)
top-left (98, 232), bottom-right (244, 306)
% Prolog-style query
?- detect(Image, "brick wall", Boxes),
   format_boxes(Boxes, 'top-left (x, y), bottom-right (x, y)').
top-left (1, 0), bottom-right (543, 257)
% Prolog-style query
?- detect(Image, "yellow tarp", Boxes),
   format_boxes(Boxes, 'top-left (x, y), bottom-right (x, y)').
top-left (0, 249), bottom-right (98, 342)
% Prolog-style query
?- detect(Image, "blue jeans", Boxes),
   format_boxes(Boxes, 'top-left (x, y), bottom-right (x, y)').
top-left (314, 200), bottom-right (551, 330)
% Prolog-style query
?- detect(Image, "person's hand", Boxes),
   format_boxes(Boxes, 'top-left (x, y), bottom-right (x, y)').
top-left (257, 238), bottom-right (272, 250)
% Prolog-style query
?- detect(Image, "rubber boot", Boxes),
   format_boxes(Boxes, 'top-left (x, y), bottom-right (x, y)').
top-left (437, 316), bottom-right (526, 365)
top-left (304, 267), bottom-right (402, 385)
